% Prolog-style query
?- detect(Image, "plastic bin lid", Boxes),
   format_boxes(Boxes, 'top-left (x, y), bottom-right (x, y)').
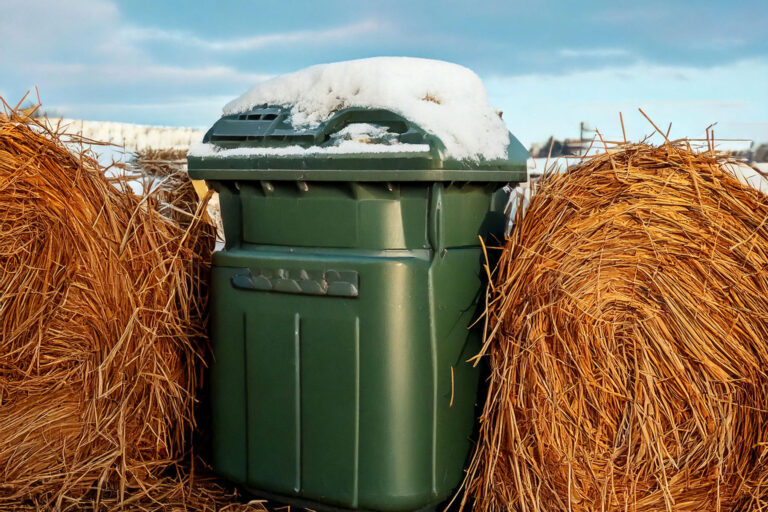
top-left (187, 106), bottom-right (528, 182)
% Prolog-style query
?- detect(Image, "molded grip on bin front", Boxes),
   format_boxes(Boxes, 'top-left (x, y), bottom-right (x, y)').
top-left (231, 268), bottom-right (359, 298)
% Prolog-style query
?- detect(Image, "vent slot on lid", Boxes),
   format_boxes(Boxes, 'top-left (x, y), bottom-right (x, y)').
top-left (209, 133), bottom-right (319, 147)
top-left (237, 113), bottom-right (274, 121)
top-left (211, 135), bottom-right (247, 142)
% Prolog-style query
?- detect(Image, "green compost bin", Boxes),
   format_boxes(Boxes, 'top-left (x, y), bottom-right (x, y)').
top-left (188, 106), bottom-right (528, 511)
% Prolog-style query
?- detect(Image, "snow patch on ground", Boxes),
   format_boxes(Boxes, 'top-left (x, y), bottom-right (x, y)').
top-left (223, 57), bottom-right (510, 161)
top-left (53, 118), bottom-right (205, 151)
top-left (724, 162), bottom-right (768, 195)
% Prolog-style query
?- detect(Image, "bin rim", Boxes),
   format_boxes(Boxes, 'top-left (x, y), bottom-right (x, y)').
top-left (187, 106), bottom-right (529, 181)
top-left (188, 165), bottom-right (527, 183)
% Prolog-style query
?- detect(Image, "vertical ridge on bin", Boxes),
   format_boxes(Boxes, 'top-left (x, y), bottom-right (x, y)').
top-left (427, 185), bottom-right (443, 496)
top-left (353, 316), bottom-right (360, 507)
top-left (428, 275), bottom-right (439, 497)
top-left (294, 312), bottom-right (302, 493)
top-left (242, 312), bottom-right (250, 482)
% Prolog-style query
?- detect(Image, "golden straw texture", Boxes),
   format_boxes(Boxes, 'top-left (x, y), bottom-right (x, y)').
top-left (0, 108), bottom-right (264, 510)
top-left (462, 142), bottom-right (768, 512)
top-left (131, 148), bottom-right (200, 226)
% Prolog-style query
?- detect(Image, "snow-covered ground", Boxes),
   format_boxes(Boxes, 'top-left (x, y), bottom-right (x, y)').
top-left (527, 156), bottom-right (569, 176)
top-left (52, 118), bottom-right (205, 151)
top-left (527, 157), bottom-right (768, 179)
top-left (725, 162), bottom-right (768, 194)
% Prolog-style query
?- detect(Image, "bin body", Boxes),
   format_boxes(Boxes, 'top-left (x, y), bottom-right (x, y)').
top-left (189, 107), bottom-right (528, 511)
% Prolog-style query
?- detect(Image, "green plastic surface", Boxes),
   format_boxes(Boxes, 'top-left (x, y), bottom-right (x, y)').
top-left (192, 107), bottom-right (527, 511)
top-left (188, 106), bottom-right (529, 178)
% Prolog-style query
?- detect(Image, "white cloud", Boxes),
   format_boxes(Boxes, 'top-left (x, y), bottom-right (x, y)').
top-left (687, 36), bottom-right (749, 50)
top-left (0, 0), bottom-right (259, 85)
top-left (558, 48), bottom-right (630, 58)
top-left (20, 62), bottom-right (272, 87)
top-left (0, 0), bottom-right (388, 124)
top-left (0, 0), bottom-right (142, 62)
top-left (122, 19), bottom-right (386, 52)
top-left (0, 0), bottom-right (280, 121)
top-left (53, 96), bottom-right (235, 112)
top-left (593, 8), bottom-right (667, 23)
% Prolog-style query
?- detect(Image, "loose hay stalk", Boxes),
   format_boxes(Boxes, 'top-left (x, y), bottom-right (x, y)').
top-left (461, 141), bottom-right (768, 511)
top-left (0, 104), bottom-right (263, 510)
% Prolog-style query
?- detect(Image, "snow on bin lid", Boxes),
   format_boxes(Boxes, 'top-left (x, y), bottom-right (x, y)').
top-left (221, 57), bottom-right (510, 162)
top-left (188, 122), bottom-right (432, 158)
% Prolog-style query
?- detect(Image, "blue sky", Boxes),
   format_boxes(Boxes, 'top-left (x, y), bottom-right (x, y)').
top-left (1, 0), bottom-right (766, 148)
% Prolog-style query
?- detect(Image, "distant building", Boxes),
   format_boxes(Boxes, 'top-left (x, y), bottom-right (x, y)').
top-left (730, 143), bottom-right (768, 163)
top-left (531, 124), bottom-right (768, 163)
top-left (757, 144), bottom-right (768, 162)
top-left (530, 122), bottom-right (596, 158)
top-left (529, 136), bottom-right (590, 158)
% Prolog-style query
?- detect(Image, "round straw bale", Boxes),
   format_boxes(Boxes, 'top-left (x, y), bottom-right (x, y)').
top-left (0, 112), bottom-right (222, 509)
top-left (463, 142), bottom-right (768, 511)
